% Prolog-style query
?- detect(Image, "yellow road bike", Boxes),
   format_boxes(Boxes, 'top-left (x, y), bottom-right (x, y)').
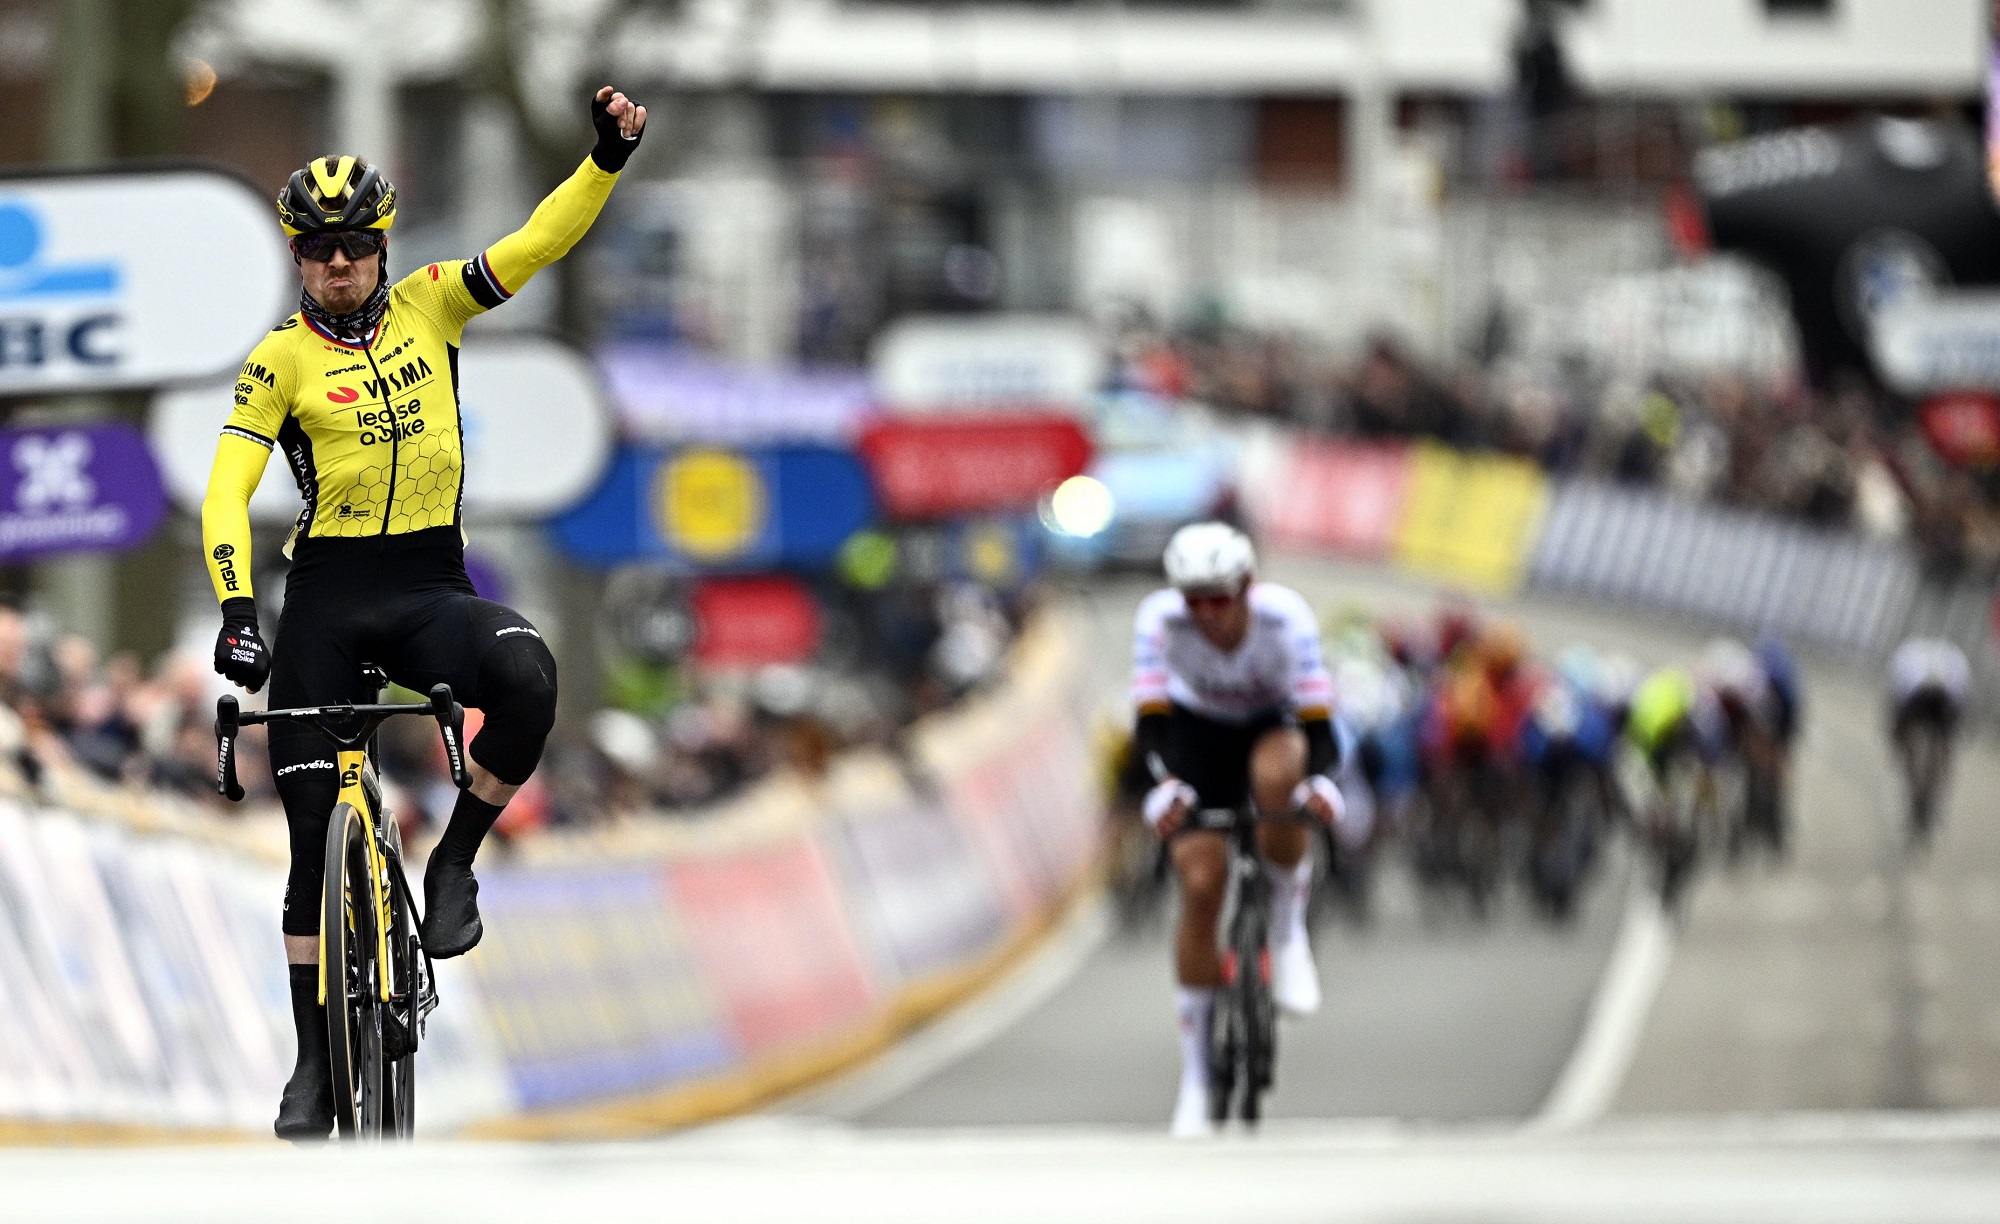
top-left (216, 667), bottom-right (471, 1140)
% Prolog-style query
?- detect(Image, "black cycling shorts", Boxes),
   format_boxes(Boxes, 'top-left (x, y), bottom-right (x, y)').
top-left (267, 526), bottom-right (541, 718)
top-left (1151, 704), bottom-right (1290, 814)
top-left (266, 527), bottom-right (558, 935)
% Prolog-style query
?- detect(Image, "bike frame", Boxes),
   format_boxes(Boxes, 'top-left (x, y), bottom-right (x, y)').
top-left (323, 746), bottom-right (392, 1008)
top-left (214, 682), bottom-right (472, 1030)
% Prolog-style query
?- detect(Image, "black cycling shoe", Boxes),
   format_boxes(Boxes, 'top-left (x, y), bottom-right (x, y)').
top-left (422, 860), bottom-right (483, 959)
top-left (273, 1063), bottom-right (335, 1142)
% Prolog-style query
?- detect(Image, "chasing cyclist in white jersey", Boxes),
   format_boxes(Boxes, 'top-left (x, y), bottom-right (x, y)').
top-left (1133, 522), bottom-right (1344, 1136)
top-left (1887, 637), bottom-right (1972, 840)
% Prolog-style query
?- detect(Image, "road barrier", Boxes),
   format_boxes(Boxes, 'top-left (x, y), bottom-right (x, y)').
top-left (0, 609), bottom-right (1100, 1140)
top-left (1246, 433), bottom-right (1925, 654)
top-left (1529, 480), bottom-right (1919, 653)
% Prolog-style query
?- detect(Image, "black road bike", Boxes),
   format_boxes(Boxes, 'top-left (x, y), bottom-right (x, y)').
top-left (1186, 805), bottom-right (1293, 1129)
top-left (216, 667), bottom-right (472, 1140)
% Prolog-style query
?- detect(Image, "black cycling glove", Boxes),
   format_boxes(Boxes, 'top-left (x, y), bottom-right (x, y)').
top-left (589, 90), bottom-right (644, 173)
top-left (215, 598), bottom-right (272, 693)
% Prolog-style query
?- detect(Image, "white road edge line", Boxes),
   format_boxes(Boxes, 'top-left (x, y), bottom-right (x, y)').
top-left (771, 896), bottom-right (1114, 1123)
top-left (1532, 880), bottom-right (1677, 1132)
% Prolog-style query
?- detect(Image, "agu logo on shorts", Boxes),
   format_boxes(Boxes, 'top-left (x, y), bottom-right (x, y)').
top-left (653, 448), bottom-right (765, 562)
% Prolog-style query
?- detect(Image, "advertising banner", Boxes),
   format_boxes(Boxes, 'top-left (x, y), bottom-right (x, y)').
top-left (98, 838), bottom-right (283, 1128)
top-left (1260, 439), bottom-right (1410, 557)
top-left (1393, 444), bottom-right (1547, 593)
top-left (601, 347), bottom-right (875, 444)
top-left (468, 864), bottom-right (733, 1110)
top-left (859, 416), bottom-right (1091, 520)
top-left (939, 709), bottom-right (1096, 918)
top-left (892, 517), bottom-right (1045, 589)
top-left (820, 798), bottom-right (1008, 985)
top-left (551, 444), bottom-right (875, 570)
top-left (0, 423), bottom-right (167, 561)
top-left (1921, 390), bottom-right (2000, 466)
top-left (1872, 290), bottom-right (2000, 394)
top-left (690, 575), bottom-right (821, 667)
top-left (151, 337), bottom-right (611, 523)
top-left (873, 314), bottom-right (1102, 415)
top-left (0, 802), bottom-right (95, 1117)
top-left (668, 839), bottom-right (877, 1056)
top-left (26, 814), bottom-right (160, 1117)
top-left (0, 167), bottom-right (290, 396)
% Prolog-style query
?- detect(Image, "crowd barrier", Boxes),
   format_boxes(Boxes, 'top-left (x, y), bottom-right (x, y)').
top-left (1530, 480), bottom-right (1919, 654)
top-left (0, 610), bottom-right (1101, 1140)
top-left (1246, 432), bottom-right (1926, 654)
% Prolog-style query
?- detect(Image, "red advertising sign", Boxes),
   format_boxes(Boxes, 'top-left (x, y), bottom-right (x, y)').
top-left (667, 839), bottom-right (877, 1055)
top-left (1921, 391), bottom-right (2000, 468)
top-left (1262, 440), bottom-right (1412, 558)
top-left (858, 416), bottom-right (1092, 519)
top-left (691, 576), bottom-right (820, 667)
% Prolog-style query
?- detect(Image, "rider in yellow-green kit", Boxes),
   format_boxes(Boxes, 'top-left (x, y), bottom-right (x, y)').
top-left (203, 87), bottom-right (646, 1141)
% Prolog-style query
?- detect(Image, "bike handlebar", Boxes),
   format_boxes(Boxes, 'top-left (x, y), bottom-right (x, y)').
top-left (1185, 806), bottom-right (1314, 833)
top-left (214, 681), bottom-right (473, 802)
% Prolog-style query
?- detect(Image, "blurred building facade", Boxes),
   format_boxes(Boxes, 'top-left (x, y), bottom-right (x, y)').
top-left (0, 0), bottom-right (1977, 366)
top-left (173, 0), bottom-right (1989, 367)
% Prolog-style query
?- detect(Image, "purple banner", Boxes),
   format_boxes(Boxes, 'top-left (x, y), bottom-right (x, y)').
top-left (599, 345), bottom-right (874, 445)
top-left (0, 423), bottom-right (168, 560)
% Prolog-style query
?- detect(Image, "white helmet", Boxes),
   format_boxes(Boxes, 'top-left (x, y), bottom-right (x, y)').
top-left (1163, 522), bottom-right (1255, 592)
top-left (1697, 637), bottom-right (1762, 698)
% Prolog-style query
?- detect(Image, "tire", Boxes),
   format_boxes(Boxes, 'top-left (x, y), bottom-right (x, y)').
top-left (1207, 989), bottom-right (1237, 1124)
top-left (322, 801), bottom-right (384, 1141)
top-left (384, 818), bottom-right (417, 1140)
top-left (1240, 963), bottom-right (1274, 1127)
top-left (1235, 872), bottom-right (1274, 1127)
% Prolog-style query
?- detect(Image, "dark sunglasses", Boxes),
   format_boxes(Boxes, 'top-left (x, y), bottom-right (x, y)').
top-left (1183, 590), bottom-right (1238, 612)
top-left (292, 230), bottom-right (388, 263)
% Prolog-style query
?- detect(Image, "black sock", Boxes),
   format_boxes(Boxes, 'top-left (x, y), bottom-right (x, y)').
top-left (287, 964), bottom-right (328, 1075)
top-left (433, 790), bottom-right (505, 871)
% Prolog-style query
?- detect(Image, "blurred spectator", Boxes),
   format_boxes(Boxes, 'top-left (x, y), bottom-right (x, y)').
top-left (1107, 311), bottom-right (1996, 574)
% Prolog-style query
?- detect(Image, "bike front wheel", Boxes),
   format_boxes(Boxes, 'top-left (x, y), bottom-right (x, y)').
top-left (322, 801), bottom-right (385, 1140)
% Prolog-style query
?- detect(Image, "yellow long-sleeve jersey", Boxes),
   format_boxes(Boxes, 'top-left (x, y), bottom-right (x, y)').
top-left (201, 156), bottom-right (620, 603)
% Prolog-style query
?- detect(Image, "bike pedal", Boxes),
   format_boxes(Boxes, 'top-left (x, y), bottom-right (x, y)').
top-left (383, 1004), bottom-right (419, 1061)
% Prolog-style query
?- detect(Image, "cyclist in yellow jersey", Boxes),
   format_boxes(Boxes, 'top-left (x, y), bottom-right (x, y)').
top-left (203, 86), bottom-right (645, 1141)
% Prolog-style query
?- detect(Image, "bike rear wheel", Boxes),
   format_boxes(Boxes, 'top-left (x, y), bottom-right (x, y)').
top-left (322, 801), bottom-right (385, 1140)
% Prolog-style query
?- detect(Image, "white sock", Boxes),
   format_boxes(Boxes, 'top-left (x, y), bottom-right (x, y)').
top-left (1176, 986), bottom-right (1215, 1090)
top-left (1266, 859), bottom-right (1313, 948)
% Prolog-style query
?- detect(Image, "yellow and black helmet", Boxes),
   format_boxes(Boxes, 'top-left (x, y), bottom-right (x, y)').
top-left (275, 155), bottom-right (397, 236)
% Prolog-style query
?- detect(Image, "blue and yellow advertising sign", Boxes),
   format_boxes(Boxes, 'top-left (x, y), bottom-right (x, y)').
top-left (552, 444), bottom-right (875, 571)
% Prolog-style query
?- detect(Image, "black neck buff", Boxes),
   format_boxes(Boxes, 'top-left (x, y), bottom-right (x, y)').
top-left (300, 266), bottom-right (390, 347)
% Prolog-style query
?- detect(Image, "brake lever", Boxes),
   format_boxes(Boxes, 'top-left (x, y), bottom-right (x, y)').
top-left (429, 683), bottom-right (472, 790)
top-left (215, 695), bottom-right (245, 802)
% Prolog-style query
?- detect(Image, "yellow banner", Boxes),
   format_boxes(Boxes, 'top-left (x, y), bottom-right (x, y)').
top-left (1392, 443), bottom-right (1548, 593)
